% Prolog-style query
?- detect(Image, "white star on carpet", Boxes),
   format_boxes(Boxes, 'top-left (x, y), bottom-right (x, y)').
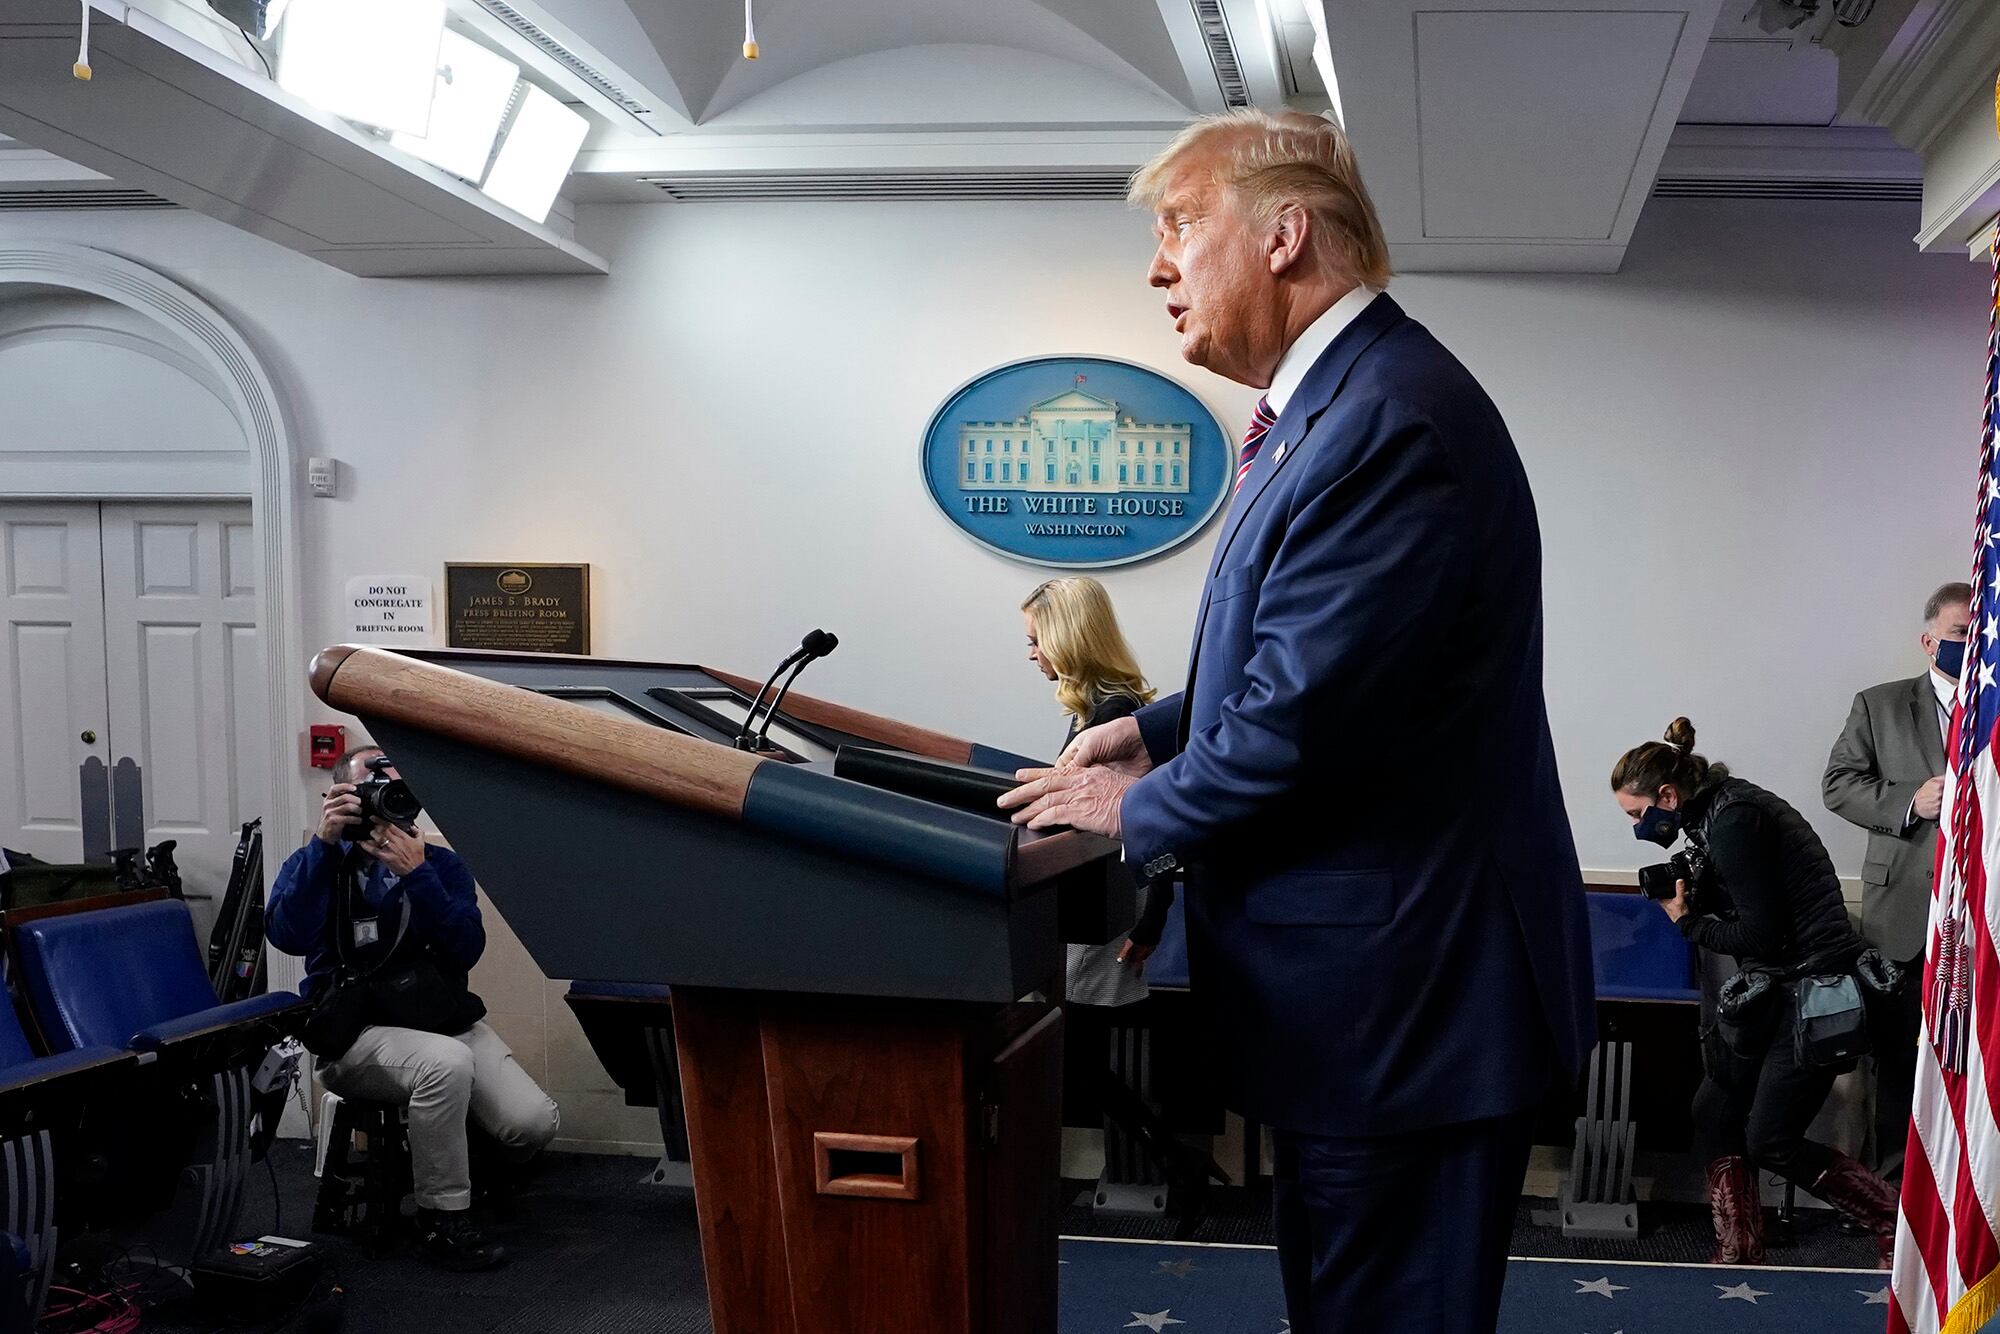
top-left (1574, 1276), bottom-right (1629, 1298)
top-left (1715, 1281), bottom-right (1771, 1303)
top-left (1124, 1313), bottom-right (1185, 1331)
top-left (1859, 1288), bottom-right (1891, 1305)
top-left (1157, 1258), bottom-right (1197, 1278)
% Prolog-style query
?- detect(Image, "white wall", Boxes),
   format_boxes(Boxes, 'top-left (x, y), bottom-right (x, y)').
top-left (0, 194), bottom-right (1981, 880)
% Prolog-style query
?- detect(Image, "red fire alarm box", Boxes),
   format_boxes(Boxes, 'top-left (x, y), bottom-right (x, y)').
top-left (309, 724), bottom-right (345, 769)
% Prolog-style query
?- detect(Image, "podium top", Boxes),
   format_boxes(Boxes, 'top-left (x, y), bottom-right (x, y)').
top-left (309, 644), bottom-right (1113, 898)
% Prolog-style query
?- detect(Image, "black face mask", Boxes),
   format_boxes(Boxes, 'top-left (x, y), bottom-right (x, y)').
top-left (1634, 804), bottom-right (1682, 849)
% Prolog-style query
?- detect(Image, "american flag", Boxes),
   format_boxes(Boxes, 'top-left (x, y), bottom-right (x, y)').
top-left (1892, 236), bottom-right (2000, 1334)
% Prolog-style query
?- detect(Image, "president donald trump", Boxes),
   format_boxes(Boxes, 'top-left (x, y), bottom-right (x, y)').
top-left (1001, 111), bottom-right (1595, 1333)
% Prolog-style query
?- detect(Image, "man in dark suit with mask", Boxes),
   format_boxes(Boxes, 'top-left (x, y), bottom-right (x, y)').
top-left (1824, 580), bottom-right (1971, 1177)
top-left (1000, 109), bottom-right (1594, 1334)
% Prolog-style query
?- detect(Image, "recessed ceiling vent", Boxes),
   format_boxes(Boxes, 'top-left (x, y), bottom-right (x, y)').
top-left (639, 171), bottom-right (1137, 202)
top-left (1652, 175), bottom-right (1921, 202)
top-left (1190, 0), bottom-right (1251, 107)
top-left (473, 0), bottom-right (652, 117)
top-left (0, 188), bottom-right (177, 211)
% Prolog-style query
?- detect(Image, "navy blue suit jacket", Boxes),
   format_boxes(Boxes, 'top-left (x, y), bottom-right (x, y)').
top-left (1120, 293), bottom-right (1594, 1137)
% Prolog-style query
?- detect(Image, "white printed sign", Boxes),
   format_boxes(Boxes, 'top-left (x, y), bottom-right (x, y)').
top-left (345, 576), bottom-right (433, 641)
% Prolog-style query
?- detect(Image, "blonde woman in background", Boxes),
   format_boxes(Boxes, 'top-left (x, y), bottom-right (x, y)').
top-left (1021, 575), bottom-right (1171, 999)
top-left (1022, 578), bottom-right (1225, 1232)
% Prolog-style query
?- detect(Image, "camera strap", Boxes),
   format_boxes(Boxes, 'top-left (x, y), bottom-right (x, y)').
top-left (330, 850), bottom-right (409, 983)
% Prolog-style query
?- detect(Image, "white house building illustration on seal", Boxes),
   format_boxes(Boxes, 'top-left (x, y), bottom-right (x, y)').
top-left (958, 389), bottom-right (1193, 494)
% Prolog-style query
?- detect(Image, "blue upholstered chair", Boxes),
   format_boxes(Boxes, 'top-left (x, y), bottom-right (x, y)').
top-left (9, 898), bottom-right (303, 1258)
top-left (1587, 891), bottom-right (1700, 1003)
top-left (1562, 890), bottom-right (1704, 1239)
top-left (564, 981), bottom-right (689, 1183)
top-left (11, 899), bottom-right (300, 1057)
top-left (1143, 894), bottom-right (1193, 991)
top-left (0, 987), bottom-right (133, 1334)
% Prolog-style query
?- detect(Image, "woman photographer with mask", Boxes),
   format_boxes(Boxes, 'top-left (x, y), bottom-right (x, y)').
top-left (1611, 718), bottom-right (1900, 1266)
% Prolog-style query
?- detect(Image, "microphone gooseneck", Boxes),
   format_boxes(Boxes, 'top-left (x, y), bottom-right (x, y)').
top-left (738, 630), bottom-right (837, 751)
top-left (754, 631), bottom-right (839, 752)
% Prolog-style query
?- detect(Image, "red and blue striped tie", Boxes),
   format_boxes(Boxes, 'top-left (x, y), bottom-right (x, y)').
top-left (1234, 396), bottom-right (1276, 495)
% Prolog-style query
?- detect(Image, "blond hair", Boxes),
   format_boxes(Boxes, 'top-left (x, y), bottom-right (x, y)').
top-left (1021, 577), bottom-right (1156, 723)
top-left (1129, 109), bottom-right (1391, 291)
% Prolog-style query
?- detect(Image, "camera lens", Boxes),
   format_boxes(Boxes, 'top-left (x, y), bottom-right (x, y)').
top-left (375, 780), bottom-right (422, 825)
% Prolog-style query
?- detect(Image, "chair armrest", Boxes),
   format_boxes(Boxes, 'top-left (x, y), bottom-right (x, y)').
top-left (131, 992), bottom-right (306, 1051)
top-left (0, 1045), bottom-right (133, 1092)
top-left (1596, 986), bottom-right (1702, 1005)
top-left (0, 1045), bottom-right (135, 1126)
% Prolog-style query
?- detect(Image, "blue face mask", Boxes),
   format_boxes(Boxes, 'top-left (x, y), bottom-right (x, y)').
top-left (1634, 804), bottom-right (1682, 848)
top-left (1936, 636), bottom-right (1969, 681)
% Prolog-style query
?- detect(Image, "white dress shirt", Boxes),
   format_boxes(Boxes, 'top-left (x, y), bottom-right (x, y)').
top-left (1931, 667), bottom-right (1956, 745)
top-left (1906, 666), bottom-right (1958, 829)
top-left (1264, 285), bottom-right (1383, 416)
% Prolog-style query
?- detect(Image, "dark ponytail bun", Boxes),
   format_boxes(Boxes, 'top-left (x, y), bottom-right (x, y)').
top-left (1611, 717), bottom-right (1728, 796)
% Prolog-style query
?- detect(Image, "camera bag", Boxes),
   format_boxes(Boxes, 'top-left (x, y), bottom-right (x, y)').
top-left (1794, 971), bottom-right (1871, 1069)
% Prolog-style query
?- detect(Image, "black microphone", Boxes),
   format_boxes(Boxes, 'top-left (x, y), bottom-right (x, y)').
top-left (736, 630), bottom-right (836, 751)
top-left (754, 631), bottom-right (838, 752)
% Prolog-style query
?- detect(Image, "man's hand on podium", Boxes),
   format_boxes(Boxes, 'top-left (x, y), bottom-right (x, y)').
top-left (1057, 716), bottom-right (1151, 777)
top-left (998, 716), bottom-right (1149, 838)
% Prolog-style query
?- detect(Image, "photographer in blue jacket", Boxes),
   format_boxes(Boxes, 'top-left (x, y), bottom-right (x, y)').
top-left (269, 745), bottom-right (558, 1272)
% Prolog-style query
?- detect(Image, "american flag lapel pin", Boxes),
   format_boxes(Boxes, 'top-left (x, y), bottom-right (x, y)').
top-left (1274, 440), bottom-right (1289, 464)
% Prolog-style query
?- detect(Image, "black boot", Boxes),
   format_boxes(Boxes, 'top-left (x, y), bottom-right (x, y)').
top-left (414, 1207), bottom-right (507, 1272)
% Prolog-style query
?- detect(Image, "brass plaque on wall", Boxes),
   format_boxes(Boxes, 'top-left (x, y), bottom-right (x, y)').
top-left (444, 564), bottom-right (591, 655)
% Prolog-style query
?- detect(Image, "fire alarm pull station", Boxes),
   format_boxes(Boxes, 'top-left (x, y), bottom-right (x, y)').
top-left (309, 725), bottom-right (345, 769)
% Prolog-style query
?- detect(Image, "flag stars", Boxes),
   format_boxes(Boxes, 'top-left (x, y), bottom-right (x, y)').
top-left (1715, 1281), bottom-right (1771, 1303)
top-left (1858, 1287), bottom-right (1891, 1305)
top-left (1124, 1313), bottom-right (1185, 1331)
top-left (1573, 1276), bottom-right (1629, 1298)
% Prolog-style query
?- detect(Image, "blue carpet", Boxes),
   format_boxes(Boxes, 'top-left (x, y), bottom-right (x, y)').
top-left (1058, 1236), bottom-right (1892, 1333)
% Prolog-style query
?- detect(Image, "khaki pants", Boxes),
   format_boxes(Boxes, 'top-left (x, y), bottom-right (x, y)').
top-left (319, 1020), bottom-right (560, 1211)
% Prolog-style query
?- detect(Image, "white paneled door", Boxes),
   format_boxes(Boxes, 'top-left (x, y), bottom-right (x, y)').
top-left (0, 503), bottom-right (263, 929)
top-left (0, 504), bottom-right (110, 863)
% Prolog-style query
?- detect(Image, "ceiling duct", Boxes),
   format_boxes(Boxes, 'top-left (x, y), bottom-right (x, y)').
top-left (1190, 0), bottom-right (1252, 108)
top-left (1651, 175), bottom-right (1921, 201)
top-left (470, 0), bottom-right (653, 118)
top-left (0, 187), bottom-right (177, 211)
top-left (639, 171), bottom-right (1138, 202)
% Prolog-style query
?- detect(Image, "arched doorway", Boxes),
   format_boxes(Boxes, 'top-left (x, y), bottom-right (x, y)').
top-left (0, 243), bottom-right (307, 979)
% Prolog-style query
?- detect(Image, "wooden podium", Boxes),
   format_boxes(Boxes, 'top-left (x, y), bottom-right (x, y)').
top-left (310, 646), bottom-right (1123, 1334)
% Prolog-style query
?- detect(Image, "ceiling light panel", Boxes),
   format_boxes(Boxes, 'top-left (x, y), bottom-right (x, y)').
top-left (481, 83), bottom-right (588, 223)
top-left (278, 0), bottom-right (449, 135)
top-left (391, 30), bottom-right (520, 182)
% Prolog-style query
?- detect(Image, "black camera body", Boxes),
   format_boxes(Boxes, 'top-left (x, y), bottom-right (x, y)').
top-left (352, 756), bottom-right (422, 832)
top-left (1638, 846), bottom-right (1709, 910)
